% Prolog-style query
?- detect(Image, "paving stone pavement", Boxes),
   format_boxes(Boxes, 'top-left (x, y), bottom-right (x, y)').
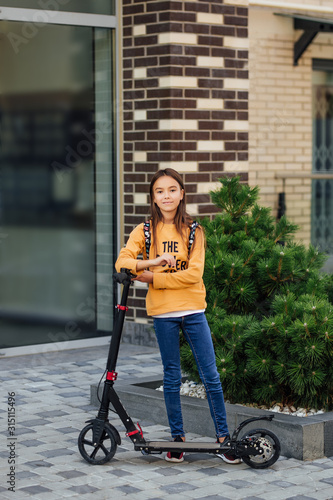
top-left (1, 343), bottom-right (333, 500)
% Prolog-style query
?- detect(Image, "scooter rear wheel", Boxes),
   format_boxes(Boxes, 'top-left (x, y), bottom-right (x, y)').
top-left (78, 422), bottom-right (117, 465)
top-left (241, 428), bottom-right (280, 469)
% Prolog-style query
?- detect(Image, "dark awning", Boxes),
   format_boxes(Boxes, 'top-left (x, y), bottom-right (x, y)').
top-left (275, 13), bottom-right (333, 66)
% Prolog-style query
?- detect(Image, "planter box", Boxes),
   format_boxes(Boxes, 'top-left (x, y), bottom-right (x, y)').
top-left (91, 377), bottom-right (333, 461)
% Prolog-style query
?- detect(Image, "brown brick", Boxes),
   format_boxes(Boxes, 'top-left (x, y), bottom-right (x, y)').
top-left (147, 1), bottom-right (183, 12)
top-left (123, 59), bottom-right (132, 68)
top-left (123, 47), bottom-right (144, 58)
top-left (159, 11), bottom-right (196, 22)
top-left (211, 69), bottom-right (236, 78)
top-left (147, 22), bottom-right (183, 33)
top-left (124, 122), bottom-right (133, 130)
top-left (123, 4), bottom-right (144, 15)
top-left (147, 66), bottom-right (183, 77)
top-left (147, 131), bottom-right (183, 141)
top-left (160, 99), bottom-right (196, 109)
top-left (124, 183), bottom-right (134, 193)
top-left (124, 131), bottom-right (145, 141)
top-left (135, 183), bottom-right (150, 193)
top-left (124, 194), bottom-right (133, 203)
top-left (187, 193), bottom-right (211, 204)
top-left (124, 163), bottom-right (133, 172)
top-left (238, 152), bottom-right (248, 161)
top-left (225, 141), bottom-right (248, 151)
top-left (185, 152), bottom-right (210, 161)
top-left (123, 38), bottom-right (132, 48)
top-left (210, 4), bottom-right (235, 15)
top-left (147, 45), bottom-right (183, 56)
top-left (134, 35), bottom-right (158, 46)
top-left (135, 100), bottom-right (158, 109)
top-left (134, 78), bottom-right (159, 88)
top-left (237, 132), bottom-right (248, 141)
top-left (185, 172), bottom-right (210, 182)
top-left (198, 36), bottom-right (223, 47)
top-left (124, 153), bottom-right (133, 162)
top-left (185, 46), bottom-right (210, 56)
top-left (124, 143), bottom-right (133, 151)
top-left (135, 121), bottom-right (159, 130)
top-left (125, 173), bottom-right (146, 183)
top-left (199, 204), bottom-right (220, 215)
top-left (212, 90), bottom-right (236, 99)
top-left (135, 205), bottom-right (150, 215)
top-left (134, 56), bottom-right (158, 67)
top-left (211, 26), bottom-right (235, 36)
top-left (134, 142), bottom-right (159, 151)
top-left (184, 24), bottom-right (210, 34)
top-left (237, 7), bottom-right (248, 16)
top-left (212, 152), bottom-right (236, 161)
top-left (211, 110), bottom-right (236, 120)
top-left (147, 152), bottom-right (183, 162)
top-left (237, 111), bottom-right (248, 120)
top-left (238, 91), bottom-right (248, 100)
top-left (185, 67), bottom-right (210, 77)
top-left (237, 28), bottom-right (248, 38)
top-left (135, 163), bottom-right (159, 172)
top-left (123, 70), bottom-right (132, 79)
top-left (123, 13), bottom-right (132, 25)
top-left (199, 162), bottom-right (224, 172)
top-left (211, 131), bottom-right (236, 140)
top-left (224, 100), bottom-right (248, 110)
top-left (147, 88), bottom-right (183, 98)
top-left (160, 55), bottom-right (196, 66)
top-left (237, 50), bottom-right (248, 59)
top-left (123, 27), bottom-right (132, 37)
top-left (148, 109), bottom-right (183, 119)
top-left (224, 15), bottom-right (248, 27)
top-left (185, 131), bottom-right (210, 140)
top-left (185, 89), bottom-right (210, 98)
top-left (160, 142), bottom-right (197, 151)
top-left (237, 70), bottom-right (248, 79)
top-left (134, 13), bottom-right (157, 24)
top-left (185, 110), bottom-right (210, 120)
top-left (123, 80), bottom-right (133, 89)
top-left (185, 2), bottom-right (209, 13)
top-left (198, 79), bottom-right (223, 89)
top-left (199, 121), bottom-right (223, 130)
top-left (225, 59), bottom-right (247, 69)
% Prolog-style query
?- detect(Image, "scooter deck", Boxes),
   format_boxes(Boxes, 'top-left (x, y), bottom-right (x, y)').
top-left (134, 440), bottom-right (232, 454)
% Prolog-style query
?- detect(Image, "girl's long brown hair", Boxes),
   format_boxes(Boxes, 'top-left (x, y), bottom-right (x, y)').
top-left (148, 168), bottom-right (194, 256)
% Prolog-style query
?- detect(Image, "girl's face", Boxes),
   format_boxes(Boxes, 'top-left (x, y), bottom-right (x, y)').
top-left (152, 175), bottom-right (184, 221)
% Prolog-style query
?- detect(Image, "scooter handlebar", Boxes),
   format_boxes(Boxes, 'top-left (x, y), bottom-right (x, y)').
top-left (113, 268), bottom-right (136, 285)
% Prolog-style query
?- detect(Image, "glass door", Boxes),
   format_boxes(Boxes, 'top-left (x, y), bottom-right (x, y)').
top-left (0, 20), bottom-right (115, 348)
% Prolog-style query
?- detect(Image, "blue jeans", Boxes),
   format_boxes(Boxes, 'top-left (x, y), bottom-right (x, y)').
top-left (153, 313), bottom-right (229, 439)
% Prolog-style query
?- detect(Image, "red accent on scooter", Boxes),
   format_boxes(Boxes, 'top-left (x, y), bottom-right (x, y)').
top-left (126, 423), bottom-right (143, 438)
top-left (117, 305), bottom-right (128, 311)
top-left (106, 371), bottom-right (118, 381)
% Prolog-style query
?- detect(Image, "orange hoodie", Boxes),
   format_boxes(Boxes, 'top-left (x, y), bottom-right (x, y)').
top-left (115, 222), bottom-right (207, 316)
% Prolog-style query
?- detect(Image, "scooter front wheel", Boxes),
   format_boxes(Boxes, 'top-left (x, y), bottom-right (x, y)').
top-left (241, 428), bottom-right (280, 469)
top-left (78, 422), bottom-right (117, 465)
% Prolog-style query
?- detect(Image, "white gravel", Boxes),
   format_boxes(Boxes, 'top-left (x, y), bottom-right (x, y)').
top-left (156, 379), bottom-right (325, 417)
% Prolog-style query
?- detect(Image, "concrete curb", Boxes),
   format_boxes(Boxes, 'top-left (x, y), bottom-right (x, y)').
top-left (91, 376), bottom-right (333, 461)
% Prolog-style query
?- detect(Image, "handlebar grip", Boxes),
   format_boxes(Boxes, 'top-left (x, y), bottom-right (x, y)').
top-left (113, 268), bottom-right (136, 284)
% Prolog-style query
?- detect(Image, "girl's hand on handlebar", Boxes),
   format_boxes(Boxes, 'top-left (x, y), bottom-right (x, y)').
top-left (132, 270), bottom-right (154, 283)
top-left (153, 253), bottom-right (176, 268)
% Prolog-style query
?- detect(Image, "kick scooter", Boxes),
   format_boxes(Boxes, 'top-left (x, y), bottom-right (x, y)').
top-left (78, 269), bottom-right (281, 469)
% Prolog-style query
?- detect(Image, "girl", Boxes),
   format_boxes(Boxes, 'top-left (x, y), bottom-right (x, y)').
top-left (115, 168), bottom-right (241, 464)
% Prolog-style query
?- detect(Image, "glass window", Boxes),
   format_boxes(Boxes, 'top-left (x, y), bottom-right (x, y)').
top-left (0, 21), bottom-right (115, 348)
top-left (311, 61), bottom-right (333, 254)
top-left (0, 0), bottom-right (114, 15)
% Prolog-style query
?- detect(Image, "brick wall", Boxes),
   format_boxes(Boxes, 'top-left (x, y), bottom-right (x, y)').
top-left (122, 0), bottom-right (249, 323)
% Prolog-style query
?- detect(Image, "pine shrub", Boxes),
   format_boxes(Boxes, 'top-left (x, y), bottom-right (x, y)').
top-left (180, 177), bottom-right (333, 411)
